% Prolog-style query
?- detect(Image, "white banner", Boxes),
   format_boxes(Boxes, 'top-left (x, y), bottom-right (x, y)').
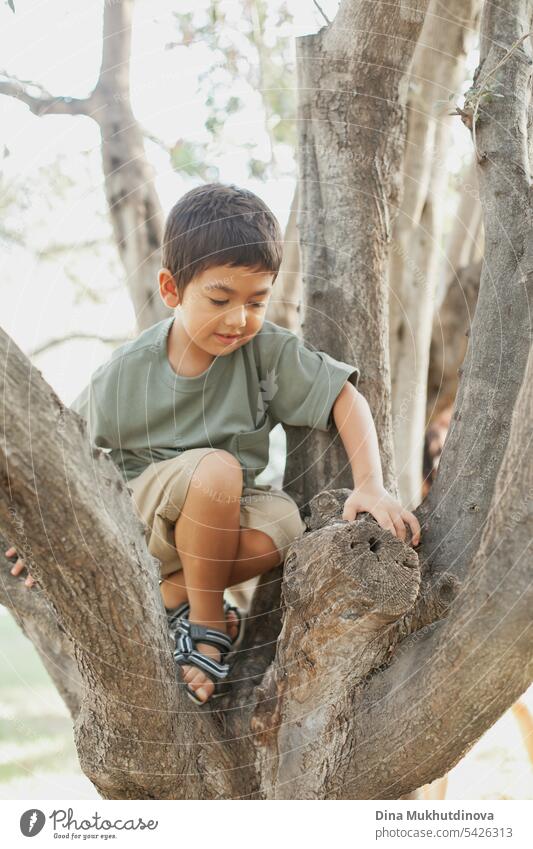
top-left (1, 799), bottom-right (531, 848)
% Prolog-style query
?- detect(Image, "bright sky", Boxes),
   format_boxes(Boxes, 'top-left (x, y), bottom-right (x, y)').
top-left (0, 0), bottom-right (473, 404)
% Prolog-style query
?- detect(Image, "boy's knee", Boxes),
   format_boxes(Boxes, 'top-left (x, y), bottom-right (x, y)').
top-left (191, 450), bottom-right (243, 501)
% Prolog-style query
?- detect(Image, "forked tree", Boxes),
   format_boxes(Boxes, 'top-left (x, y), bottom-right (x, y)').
top-left (0, 0), bottom-right (532, 799)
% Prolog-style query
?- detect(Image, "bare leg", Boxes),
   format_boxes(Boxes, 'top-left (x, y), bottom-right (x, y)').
top-left (160, 527), bottom-right (282, 610)
top-left (173, 451), bottom-right (243, 702)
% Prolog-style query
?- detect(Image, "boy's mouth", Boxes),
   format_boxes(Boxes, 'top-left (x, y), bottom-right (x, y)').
top-left (214, 332), bottom-right (243, 344)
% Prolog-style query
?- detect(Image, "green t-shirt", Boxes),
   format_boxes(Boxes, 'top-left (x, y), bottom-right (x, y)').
top-left (70, 317), bottom-right (360, 486)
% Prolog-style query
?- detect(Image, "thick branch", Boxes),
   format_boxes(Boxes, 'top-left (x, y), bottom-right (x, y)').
top-left (389, 0), bottom-right (482, 506)
top-left (342, 336), bottom-right (533, 798)
top-left (418, 0), bottom-right (533, 582)
top-left (0, 327), bottom-right (241, 799)
top-left (285, 0), bottom-right (430, 509)
top-left (95, 0), bottom-right (133, 96)
top-left (249, 490), bottom-right (421, 798)
top-left (426, 258), bottom-right (481, 418)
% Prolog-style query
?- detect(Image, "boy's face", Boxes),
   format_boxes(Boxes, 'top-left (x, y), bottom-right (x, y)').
top-left (158, 263), bottom-right (275, 356)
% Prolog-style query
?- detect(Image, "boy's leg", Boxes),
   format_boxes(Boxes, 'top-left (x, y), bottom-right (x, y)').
top-left (173, 450), bottom-right (244, 702)
top-left (161, 528), bottom-right (282, 641)
top-left (160, 527), bottom-right (282, 607)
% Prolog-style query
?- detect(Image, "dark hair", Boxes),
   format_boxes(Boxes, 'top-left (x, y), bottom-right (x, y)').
top-left (161, 182), bottom-right (283, 297)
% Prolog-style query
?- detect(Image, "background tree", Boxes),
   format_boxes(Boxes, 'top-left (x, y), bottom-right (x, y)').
top-left (388, 0), bottom-right (482, 508)
top-left (1, 0), bottom-right (532, 799)
top-left (0, 0), bottom-right (299, 334)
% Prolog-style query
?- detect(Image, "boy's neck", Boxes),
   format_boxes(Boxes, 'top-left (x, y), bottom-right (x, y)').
top-left (167, 313), bottom-right (216, 378)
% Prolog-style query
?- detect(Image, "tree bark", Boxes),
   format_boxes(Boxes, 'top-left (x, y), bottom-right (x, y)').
top-left (340, 336), bottom-right (533, 798)
top-left (426, 258), bottom-right (481, 419)
top-left (265, 184), bottom-right (301, 333)
top-left (284, 0), bottom-right (431, 511)
top-left (418, 0), bottom-right (533, 582)
top-left (426, 159), bottom-right (484, 424)
top-left (1, 0), bottom-right (532, 801)
top-left (0, 330), bottom-right (240, 800)
top-left (389, 0), bottom-right (481, 508)
top-left (2, 323), bottom-right (530, 798)
top-left (0, 0), bottom-right (167, 332)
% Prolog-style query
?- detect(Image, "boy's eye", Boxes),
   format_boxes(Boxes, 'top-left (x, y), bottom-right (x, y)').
top-left (209, 299), bottom-right (266, 308)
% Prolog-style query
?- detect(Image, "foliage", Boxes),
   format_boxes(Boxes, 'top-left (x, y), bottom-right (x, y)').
top-left (167, 0), bottom-right (296, 180)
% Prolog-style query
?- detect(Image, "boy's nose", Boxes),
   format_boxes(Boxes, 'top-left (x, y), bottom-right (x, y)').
top-left (223, 305), bottom-right (247, 328)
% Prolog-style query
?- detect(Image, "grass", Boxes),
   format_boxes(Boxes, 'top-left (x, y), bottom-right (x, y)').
top-left (0, 610), bottom-right (97, 798)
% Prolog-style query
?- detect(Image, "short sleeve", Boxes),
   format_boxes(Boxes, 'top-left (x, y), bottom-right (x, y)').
top-left (267, 333), bottom-right (360, 431)
top-left (70, 381), bottom-right (116, 450)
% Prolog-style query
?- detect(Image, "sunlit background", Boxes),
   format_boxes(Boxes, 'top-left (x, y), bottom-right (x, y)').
top-left (1, 0), bottom-right (531, 800)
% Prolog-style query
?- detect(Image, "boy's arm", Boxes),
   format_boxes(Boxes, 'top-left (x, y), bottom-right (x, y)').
top-left (332, 382), bottom-right (421, 546)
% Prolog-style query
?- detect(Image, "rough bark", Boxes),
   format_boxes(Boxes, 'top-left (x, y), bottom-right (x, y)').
top-left (418, 0), bottom-right (533, 582)
top-left (0, 0), bottom-right (531, 801)
top-left (0, 0), bottom-right (167, 332)
top-left (389, 0), bottom-right (481, 508)
top-left (0, 330), bottom-right (238, 800)
top-left (426, 159), bottom-right (484, 423)
top-left (426, 258), bottom-right (481, 419)
top-left (341, 336), bottom-right (533, 798)
top-left (440, 160), bottom-right (484, 300)
top-left (265, 184), bottom-right (301, 332)
top-left (3, 325), bottom-right (530, 798)
top-left (284, 0), bottom-right (431, 511)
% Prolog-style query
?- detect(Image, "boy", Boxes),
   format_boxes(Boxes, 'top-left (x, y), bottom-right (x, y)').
top-left (7, 182), bottom-right (420, 705)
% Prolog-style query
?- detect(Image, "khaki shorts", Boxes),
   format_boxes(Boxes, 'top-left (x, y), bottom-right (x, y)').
top-left (127, 448), bottom-right (307, 579)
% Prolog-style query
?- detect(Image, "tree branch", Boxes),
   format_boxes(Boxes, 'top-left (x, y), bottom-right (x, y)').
top-left (0, 327), bottom-right (240, 799)
top-left (418, 0), bottom-right (533, 583)
top-left (344, 337), bottom-right (533, 798)
top-left (0, 75), bottom-right (93, 117)
top-left (29, 333), bottom-right (130, 359)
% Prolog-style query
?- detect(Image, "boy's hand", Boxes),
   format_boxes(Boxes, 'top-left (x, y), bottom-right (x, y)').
top-left (4, 547), bottom-right (36, 588)
top-left (342, 482), bottom-right (421, 547)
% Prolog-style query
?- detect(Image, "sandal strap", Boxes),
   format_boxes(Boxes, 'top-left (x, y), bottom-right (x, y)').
top-left (176, 619), bottom-right (233, 654)
top-left (167, 600), bottom-right (238, 625)
top-left (166, 602), bottom-right (190, 632)
top-left (173, 620), bottom-right (231, 681)
top-left (174, 647), bottom-right (230, 681)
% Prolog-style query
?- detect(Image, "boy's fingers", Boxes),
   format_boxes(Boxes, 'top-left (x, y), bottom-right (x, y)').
top-left (5, 546), bottom-right (17, 558)
top-left (24, 575), bottom-right (35, 588)
top-left (391, 513), bottom-right (407, 541)
top-left (342, 504), bottom-right (360, 521)
top-left (373, 511), bottom-right (396, 536)
top-left (10, 559), bottom-right (26, 576)
top-left (402, 511), bottom-right (421, 545)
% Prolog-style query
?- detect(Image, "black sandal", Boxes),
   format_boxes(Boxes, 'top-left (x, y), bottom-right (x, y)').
top-left (173, 619), bottom-right (233, 705)
top-left (166, 599), bottom-right (245, 652)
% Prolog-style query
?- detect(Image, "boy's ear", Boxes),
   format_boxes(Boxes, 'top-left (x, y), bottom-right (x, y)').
top-left (158, 268), bottom-right (180, 308)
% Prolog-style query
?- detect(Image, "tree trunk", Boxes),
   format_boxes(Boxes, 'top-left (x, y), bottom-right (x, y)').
top-left (426, 160), bottom-right (484, 423)
top-left (426, 258), bottom-right (481, 419)
top-left (1, 0), bottom-right (532, 801)
top-left (2, 314), bottom-right (531, 798)
top-left (0, 0), bottom-right (167, 332)
top-left (389, 0), bottom-right (482, 508)
top-left (284, 0), bottom-right (432, 510)
top-left (265, 184), bottom-right (301, 332)
top-left (418, 0), bottom-right (533, 581)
